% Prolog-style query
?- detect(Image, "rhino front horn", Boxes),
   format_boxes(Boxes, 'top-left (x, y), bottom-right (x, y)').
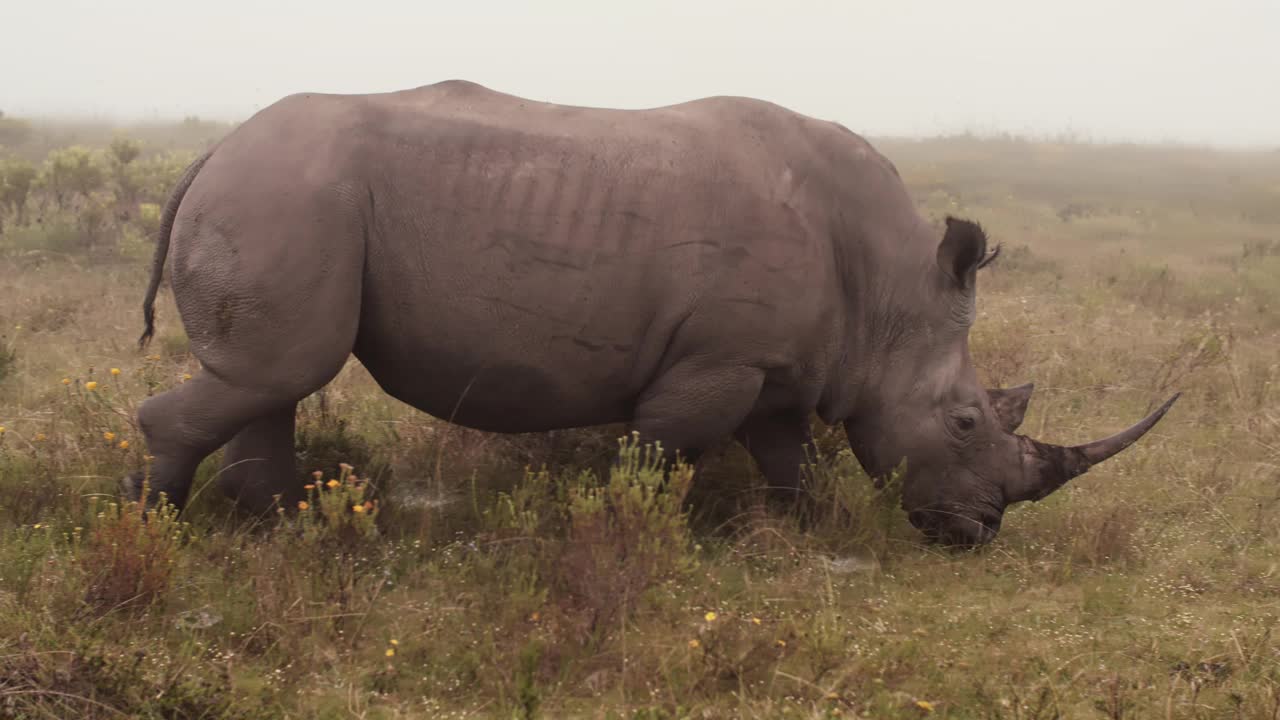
top-left (1009, 393), bottom-right (1181, 503)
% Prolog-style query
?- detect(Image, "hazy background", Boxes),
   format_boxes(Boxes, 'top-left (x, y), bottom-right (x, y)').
top-left (4, 0), bottom-right (1279, 147)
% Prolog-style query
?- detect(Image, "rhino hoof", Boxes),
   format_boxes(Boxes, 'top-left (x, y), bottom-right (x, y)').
top-left (120, 471), bottom-right (146, 502)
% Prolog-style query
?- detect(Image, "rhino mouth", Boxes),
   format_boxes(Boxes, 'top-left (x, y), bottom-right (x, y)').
top-left (908, 505), bottom-right (1003, 548)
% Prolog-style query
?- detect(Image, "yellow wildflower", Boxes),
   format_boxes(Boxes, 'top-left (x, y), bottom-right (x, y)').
top-left (704, 611), bottom-right (717, 622)
top-left (85, 381), bottom-right (98, 391)
top-left (0, 426), bottom-right (5, 434)
top-left (110, 368), bottom-right (121, 376)
top-left (33, 523), bottom-right (42, 529)
top-left (104, 431), bottom-right (116, 442)
top-left (118, 440), bottom-right (129, 450)
top-left (352, 504), bottom-right (367, 514)
top-left (530, 612), bottom-right (541, 622)
top-left (776, 639), bottom-right (786, 648)
top-left (326, 479), bottom-right (340, 489)
top-left (390, 639), bottom-right (399, 646)
top-left (688, 639), bottom-right (700, 649)
top-left (303, 483), bottom-right (315, 491)
top-left (34, 433), bottom-right (47, 442)
top-left (915, 700), bottom-right (935, 713)
top-left (297, 501), bottom-right (309, 510)
top-left (181, 373), bottom-right (192, 381)
top-left (385, 647), bottom-right (395, 657)
top-left (61, 378), bottom-right (71, 386)
top-left (752, 617), bottom-right (762, 625)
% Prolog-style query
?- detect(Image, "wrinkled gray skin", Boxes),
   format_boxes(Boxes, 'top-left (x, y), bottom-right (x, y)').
top-left (126, 80), bottom-right (1178, 547)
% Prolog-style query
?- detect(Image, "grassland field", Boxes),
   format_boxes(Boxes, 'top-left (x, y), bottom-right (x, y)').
top-left (0, 117), bottom-right (1278, 719)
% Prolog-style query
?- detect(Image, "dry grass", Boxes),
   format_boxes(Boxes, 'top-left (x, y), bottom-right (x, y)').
top-left (0, 127), bottom-right (1278, 718)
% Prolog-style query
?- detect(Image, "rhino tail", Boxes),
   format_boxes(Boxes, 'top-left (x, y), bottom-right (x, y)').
top-left (138, 148), bottom-right (216, 349)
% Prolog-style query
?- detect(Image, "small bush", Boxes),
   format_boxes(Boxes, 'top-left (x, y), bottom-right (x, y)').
top-left (282, 462), bottom-right (380, 549)
top-left (2, 218), bottom-right (85, 255)
top-left (40, 145), bottom-right (106, 210)
top-left (262, 462), bottom-right (385, 633)
top-left (0, 331), bottom-right (16, 384)
top-left (555, 433), bottom-right (698, 644)
top-left (78, 480), bottom-right (189, 613)
top-left (476, 433), bottom-right (700, 651)
top-left (0, 156), bottom-right (36, 223)
top-left (136, 201), bottom-right (161, 235)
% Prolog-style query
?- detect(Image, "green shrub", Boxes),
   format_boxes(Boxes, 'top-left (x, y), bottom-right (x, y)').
top-left (1, 218), bottom-right (84, 254)
top-left (281, 462), bottom-right (380, 548)
top-left (40, 145), bottom-right (106, 210)
top-left (477, 433), bottom-right (700, 649)
top-left (77, 481), bottom-right (189, 613)
top-left (0, 156), bottom-right (36, 225)
top-left (559, 435), bottom-right (697, 638)
top-left (0, 331), bottom-right (15, 384)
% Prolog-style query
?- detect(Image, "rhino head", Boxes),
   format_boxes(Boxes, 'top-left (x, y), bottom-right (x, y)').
top-left (840, 216), bottom-right (1178, 548)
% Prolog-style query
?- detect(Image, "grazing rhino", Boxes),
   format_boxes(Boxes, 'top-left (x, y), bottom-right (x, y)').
top-left (126, 79), bottom-right (1177, 547)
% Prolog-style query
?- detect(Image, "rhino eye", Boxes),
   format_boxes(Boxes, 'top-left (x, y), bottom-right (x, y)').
top-left (949, 408), bottom-right (980, 435)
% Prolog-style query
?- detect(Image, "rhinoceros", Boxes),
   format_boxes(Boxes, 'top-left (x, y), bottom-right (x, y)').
top-left (126, 79), bottom-right (1177, 547)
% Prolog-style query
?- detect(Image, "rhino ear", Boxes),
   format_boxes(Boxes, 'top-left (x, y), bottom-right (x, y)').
top-left (987, 382), bottom-right (1034, 433)
top-left (937, 216), bottom-right (988, 290)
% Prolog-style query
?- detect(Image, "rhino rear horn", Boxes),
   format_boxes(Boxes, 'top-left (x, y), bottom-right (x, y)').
top-left (987, 382), bottom-right (1034, 433)
top-left (1008, 393), bottom-right (1180, 503)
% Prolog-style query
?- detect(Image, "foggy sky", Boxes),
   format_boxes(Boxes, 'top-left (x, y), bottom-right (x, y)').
top-left (5, 0), bottom-right (1278, 147)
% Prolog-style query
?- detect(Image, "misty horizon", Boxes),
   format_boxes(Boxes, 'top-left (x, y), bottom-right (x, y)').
top-left (5, 0), bottom-right (1279, 149)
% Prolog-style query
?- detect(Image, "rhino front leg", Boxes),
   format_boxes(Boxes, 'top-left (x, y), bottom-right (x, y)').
top-left (217, 404), bottom-right (299, 517)
top-left (630, 361), bottom-right (766, 470)
top-left (734, 411), bottom-right (816, 505)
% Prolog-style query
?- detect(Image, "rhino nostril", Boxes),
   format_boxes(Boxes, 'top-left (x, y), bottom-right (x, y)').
top-left (947, 519), bottom-right (1000, 548)
top-left (907, 510), bottom-right (932, 529)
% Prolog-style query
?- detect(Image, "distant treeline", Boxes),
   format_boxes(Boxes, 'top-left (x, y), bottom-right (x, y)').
top-left (0, 111), bottom-right (232, 257)
top-left (2, 109), bottom-right (1278, 259)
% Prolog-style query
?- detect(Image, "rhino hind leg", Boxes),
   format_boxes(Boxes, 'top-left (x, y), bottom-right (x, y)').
top-left (216, 404), bottom-right (299, 516)
top-left (122, 374), bottom-right (307, 512)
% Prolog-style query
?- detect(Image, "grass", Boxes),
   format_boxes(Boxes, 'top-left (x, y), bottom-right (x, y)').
top-left (0, 128), bottom-right (1278, 718)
